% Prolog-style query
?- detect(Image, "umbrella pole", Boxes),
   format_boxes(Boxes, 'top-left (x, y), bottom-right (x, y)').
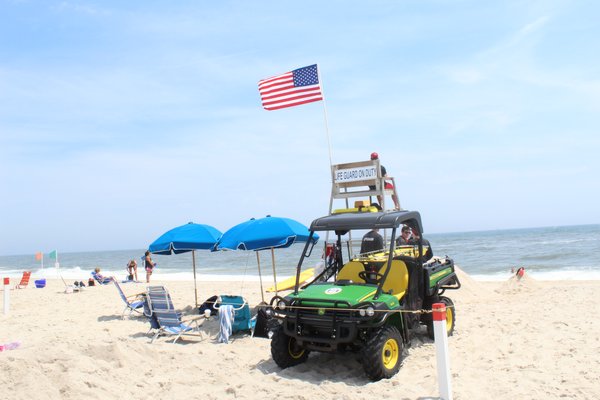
top-left (271, 247), bottom-right (278, 295)
top-left (192, 250), bottom-right (199, 308)
top-left (256, 252), bottom-right (265, 303)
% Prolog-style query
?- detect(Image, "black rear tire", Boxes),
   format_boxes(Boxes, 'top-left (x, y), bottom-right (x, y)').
top-left (361, 325), bottom-right (403, 381)
top-left (271, 327), bottom-right (309, 368)
top-left (427, 296), bottom-right (455, 339)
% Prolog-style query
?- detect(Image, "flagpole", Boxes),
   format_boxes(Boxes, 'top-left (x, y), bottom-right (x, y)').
top-left (41, 253), bottom-right (44, 270)
top-left (317, 65), bottom-right (334, 251)
top-left (317, 65), bottom-right (333, 168)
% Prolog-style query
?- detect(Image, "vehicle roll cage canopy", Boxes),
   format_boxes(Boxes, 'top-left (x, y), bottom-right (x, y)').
top-left (309, 210), bottom-right (423, 234)
top-left (294, 211), bottom-right (425, 298)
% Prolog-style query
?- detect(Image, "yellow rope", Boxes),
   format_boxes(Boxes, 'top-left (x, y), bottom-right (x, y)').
top-left (199, 298), bottom-right (456, 315)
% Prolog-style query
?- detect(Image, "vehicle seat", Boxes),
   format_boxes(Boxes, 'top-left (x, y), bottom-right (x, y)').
top-left (379, 260), bottom-right (409, 300)
top-left (337, 261), bottom-right (365, 283)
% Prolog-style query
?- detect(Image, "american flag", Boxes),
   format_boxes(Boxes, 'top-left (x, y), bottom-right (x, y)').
top-left (258, 64), bottom-right (323, 111)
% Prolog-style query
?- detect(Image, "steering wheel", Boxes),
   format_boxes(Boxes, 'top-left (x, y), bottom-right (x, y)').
top-left (358, 271), bottom-right (384, 283)
top-left (269, 295), bottom-right (285, 308)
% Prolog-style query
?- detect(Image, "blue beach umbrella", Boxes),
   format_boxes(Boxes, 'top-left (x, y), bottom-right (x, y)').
top-left (149, 222), bottom-right (222, 307)
top-left (214, 216), bottom-right (318, 299)
top-left (149, 222), bottom-right (221, 254)
top-left (214, 216), bottom-right (318, 251)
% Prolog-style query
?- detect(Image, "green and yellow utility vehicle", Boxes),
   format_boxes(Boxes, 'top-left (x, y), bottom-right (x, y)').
top-left (267, 210), bottom-right (460, 381)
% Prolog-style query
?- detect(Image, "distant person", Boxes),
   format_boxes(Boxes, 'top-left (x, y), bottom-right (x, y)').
top-left (127, 259), bottom-right (138, 281)
top-left (92, 267), bottom-right (112, 284)
top-left (368, 152), bottom-right (400, 210)
top-left (409, 228), bottom-right (433, 261)
top-left (360, 228), bottom-right (384, 254)
top-left (396, 225), bottom-right (412, 246)
top-left (144, 251), bottom-right (156, 283)
top-left (514, 267), bottom-right (525, 280)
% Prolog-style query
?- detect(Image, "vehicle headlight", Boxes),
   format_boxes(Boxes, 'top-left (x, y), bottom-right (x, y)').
top-left (276, 300), bottom-right (287, 310)
top-left (358, 306), bottom-right (375, 317)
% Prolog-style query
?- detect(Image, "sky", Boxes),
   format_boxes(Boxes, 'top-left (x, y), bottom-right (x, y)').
top-left (1, 0), bottom-right (599, 256)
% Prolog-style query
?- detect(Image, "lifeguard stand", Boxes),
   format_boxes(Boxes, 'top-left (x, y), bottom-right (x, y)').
top-left (329, 158), bottom-right (400, 214)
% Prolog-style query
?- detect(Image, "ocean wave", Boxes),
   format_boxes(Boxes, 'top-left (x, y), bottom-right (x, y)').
top-left (472, 268), bottom-right (600, 281)
top-left (520, 253), bottom-right (565, 262)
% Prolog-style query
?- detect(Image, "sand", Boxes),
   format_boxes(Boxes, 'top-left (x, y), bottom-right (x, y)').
top-left (1, 270), bottom-right (599, 400)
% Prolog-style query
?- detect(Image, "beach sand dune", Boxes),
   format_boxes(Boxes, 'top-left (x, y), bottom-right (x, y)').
top-left (1, 274), bottom-right (599, 399)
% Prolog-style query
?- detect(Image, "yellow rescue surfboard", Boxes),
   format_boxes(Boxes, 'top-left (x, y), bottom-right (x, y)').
top-left (266, 268), bottom-right (315, 292)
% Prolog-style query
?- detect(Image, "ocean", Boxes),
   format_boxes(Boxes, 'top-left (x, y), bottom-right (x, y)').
top-left (1, 224), bottom-right (599, 282)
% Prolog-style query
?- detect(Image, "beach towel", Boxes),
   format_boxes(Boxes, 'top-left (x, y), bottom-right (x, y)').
top-left (217, 305), bottom-right (234, 344)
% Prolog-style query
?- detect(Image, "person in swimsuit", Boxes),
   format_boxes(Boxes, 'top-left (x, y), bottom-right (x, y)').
top-left (127, 259), bottom-right (138, 281)
top-left (144, 251), bottom-right (156, 283)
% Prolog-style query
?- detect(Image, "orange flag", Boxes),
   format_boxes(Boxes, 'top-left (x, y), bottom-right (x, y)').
top-left (35, 252), bottom-right (43, 261)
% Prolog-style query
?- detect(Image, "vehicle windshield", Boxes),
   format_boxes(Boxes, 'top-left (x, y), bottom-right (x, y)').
top-left (292, 211), bottom-right (426, 294)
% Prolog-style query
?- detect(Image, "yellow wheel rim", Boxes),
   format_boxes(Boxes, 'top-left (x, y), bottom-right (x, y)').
top-left (382, 338), bottom-right (399, 369)
top-left (288, 339), bottom-right (305, 359)
top-left (446, 308), bottom-right (453, 333)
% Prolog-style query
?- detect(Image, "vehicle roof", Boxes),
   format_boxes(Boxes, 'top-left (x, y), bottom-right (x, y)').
top-left (309, 210), bottom-right (424, 233)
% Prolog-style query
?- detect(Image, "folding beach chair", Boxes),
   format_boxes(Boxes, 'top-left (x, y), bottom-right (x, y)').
top-left (58, 271), bottom-right (81, 293)
top-left (112, 280), bottom-right (144, 319)
top-left (145, 286), bottom-right (207, 344)
top-left (143, 286), bottom-right (175, 333)
top-left (15, 271), bottom-right (32, 289)
top-left (91, 271), bottom-right (112, 285)
top-left (150, 308), bottom-right (205, 344)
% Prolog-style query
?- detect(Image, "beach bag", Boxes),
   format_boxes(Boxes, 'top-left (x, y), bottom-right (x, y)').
top-left (198, 295), bottom-right (218, 316)
top-left (127, 273), bottom-right (134, 281)
top-left (88, 278), bottom-right (95, 287)
top-left (252, 306), bottom-right (270, 338)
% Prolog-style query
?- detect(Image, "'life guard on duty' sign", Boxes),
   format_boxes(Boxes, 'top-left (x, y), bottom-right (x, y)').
top-left (333, 166), bottom-right (377, 183)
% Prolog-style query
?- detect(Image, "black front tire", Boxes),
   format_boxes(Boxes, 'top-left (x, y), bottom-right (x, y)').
top-left (427, 296), bottom-right (456, 339)
top-left (271, 327), bottom-right (309, 368)
top-left (361, 325), bottom-right (404, 381)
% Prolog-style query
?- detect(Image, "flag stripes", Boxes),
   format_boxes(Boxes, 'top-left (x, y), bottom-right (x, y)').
top-left (258, 64), bottom-right (323, 111)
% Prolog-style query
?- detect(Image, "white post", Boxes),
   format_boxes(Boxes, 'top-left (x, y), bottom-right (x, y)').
top-left (3, 277), bottom-right (9, 315)
top-left (433, 302), bottom-right (453, 400)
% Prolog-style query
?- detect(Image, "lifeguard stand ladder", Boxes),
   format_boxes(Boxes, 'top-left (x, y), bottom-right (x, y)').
top-left (329, 159), bottom-right (400, 214)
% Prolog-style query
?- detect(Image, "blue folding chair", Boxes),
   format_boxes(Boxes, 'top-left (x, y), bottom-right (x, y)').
top-left (146, 286), bottom-right (207, 343)
top-left (91, 271), bottom-right (112, 285)
top-left (111, 280), bottom-right (144, 319)
top-left (143, 286), bottom-right (175, 334)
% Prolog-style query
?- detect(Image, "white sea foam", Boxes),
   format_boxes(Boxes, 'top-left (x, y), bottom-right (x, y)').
top-left (471, 269), bottom-right (600, 281)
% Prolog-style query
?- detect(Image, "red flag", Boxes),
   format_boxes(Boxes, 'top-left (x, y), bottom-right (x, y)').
top-left (258, 64), bottom-right (323, 111)
top-left (35, 252), bottom-right (43, 261)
